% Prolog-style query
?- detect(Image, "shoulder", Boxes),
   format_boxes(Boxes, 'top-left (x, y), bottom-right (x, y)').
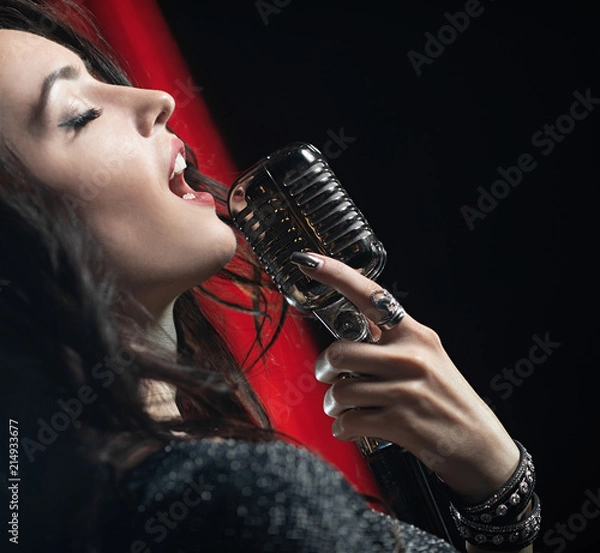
top-left (127, 437), bottom-right (352, 511)
top-left (108, 437), bottom-right (457, 553)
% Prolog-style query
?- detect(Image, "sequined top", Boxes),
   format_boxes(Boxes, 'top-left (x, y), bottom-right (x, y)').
top-left (105, 437), bottom-right (460, 552)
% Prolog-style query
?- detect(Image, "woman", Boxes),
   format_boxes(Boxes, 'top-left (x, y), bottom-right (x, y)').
top-left (0, 1), bottom-right (540, 551)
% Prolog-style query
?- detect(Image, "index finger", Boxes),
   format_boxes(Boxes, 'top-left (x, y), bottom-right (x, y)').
top-left (290, 252), bottom-right (411, 338)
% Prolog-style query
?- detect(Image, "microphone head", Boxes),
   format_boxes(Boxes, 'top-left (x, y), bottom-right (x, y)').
top-left (228, 142), bottom-right (387, 340)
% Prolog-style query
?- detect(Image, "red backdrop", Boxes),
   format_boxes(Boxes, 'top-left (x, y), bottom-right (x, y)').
top-left (49, 0), bottom-right (382, 503)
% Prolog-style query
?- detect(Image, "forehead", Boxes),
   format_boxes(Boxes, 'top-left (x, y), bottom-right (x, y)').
top-left (0, 30), bottom-right (80, 92)
top-left (0, 30), bottom-right (81, 122)
top-left (0, 29), bottom-right (80, 68)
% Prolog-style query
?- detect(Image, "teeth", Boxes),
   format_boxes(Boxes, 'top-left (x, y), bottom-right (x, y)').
top-left (170, 153), bottom-right (187, 180)
top-left (182, 193), bottom-right (196, 200)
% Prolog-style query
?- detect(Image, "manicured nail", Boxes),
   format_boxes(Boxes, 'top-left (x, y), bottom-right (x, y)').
top-left (332, 419), bottom-right (344, 438)
top-left (290, 251), bottom-right (323, 270)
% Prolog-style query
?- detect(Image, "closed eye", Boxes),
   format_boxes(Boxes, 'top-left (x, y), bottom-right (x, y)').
top-left (58, 107), bottom-right (103, 130)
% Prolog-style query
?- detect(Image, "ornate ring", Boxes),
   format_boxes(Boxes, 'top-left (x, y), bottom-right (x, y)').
top-left (370, 288), bottom-right (406, 330)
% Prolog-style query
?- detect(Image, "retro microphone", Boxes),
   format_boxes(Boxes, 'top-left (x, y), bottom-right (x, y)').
top-left (227, 142), bottom-right (458, 545)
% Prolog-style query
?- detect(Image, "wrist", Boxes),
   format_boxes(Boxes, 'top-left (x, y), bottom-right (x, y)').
top-left (442, 440), bottom-right (541, 551)
top-left (435, 438), bottom-right (520, 505)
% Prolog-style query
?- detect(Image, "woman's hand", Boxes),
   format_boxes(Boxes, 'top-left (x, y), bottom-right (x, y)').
top-left (294, 252), bottom-right (520, 505)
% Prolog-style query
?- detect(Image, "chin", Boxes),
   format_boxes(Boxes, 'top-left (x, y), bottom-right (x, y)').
top-left (203, 226), bottom-right (239, 275)
top-left (221, 224), bottom-right (239, 262)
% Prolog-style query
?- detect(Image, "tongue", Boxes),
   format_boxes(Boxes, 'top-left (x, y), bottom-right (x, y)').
top-left (169, 172), bottom-right (193, 198)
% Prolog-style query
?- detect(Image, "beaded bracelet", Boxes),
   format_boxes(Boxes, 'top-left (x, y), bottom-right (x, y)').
top-left (442, 440), bottom-right (541, 550)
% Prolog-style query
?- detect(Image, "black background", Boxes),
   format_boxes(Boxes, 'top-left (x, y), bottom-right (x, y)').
top-left (156, 1), bottom-right (599, 551)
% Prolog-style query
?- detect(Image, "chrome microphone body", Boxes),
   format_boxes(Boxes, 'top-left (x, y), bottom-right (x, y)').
top-left (227, 142), bottom-right (458, 546)
top-left (228, 142), bottom-right (386, 342)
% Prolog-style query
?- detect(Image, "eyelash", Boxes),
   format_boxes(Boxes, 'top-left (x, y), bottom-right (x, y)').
top-left (59, 107), bottom-right (103, 130)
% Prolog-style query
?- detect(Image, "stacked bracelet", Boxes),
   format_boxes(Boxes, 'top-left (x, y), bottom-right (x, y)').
top-left (451, 491), bottom-right (541, 550)
top-left (444, 440), bottom-right (541, 551)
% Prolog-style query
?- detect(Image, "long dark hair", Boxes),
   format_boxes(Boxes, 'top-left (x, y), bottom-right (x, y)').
top-left (0, 0), bottom-right (289, 549)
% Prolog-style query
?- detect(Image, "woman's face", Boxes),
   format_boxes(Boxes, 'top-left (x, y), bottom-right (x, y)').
top-left (0, 30), bottom-right (237, 315)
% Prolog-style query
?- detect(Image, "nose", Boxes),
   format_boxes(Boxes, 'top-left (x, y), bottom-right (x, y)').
top-left (133, 88), bottom-right (176, 137)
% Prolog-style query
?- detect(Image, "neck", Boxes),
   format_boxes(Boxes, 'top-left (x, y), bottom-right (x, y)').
top-left (142, 298), bottom-right (181, 421)
top-left (145, 298), bottom-right (178, 360)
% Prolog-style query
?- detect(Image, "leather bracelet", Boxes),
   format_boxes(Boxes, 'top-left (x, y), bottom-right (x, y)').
top-left (440, 440), bottom-right (540, 550)
top-left (450, 492), bottom-right (541, 550)
top-left (451, 440), bottom-right (536, 524)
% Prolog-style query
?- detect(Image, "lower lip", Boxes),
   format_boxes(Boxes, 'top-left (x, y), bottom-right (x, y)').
top-left (182, 192), bottom-right (216, 207)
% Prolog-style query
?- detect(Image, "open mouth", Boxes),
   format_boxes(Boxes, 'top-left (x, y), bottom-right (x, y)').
top-left (168, 152), bottom-right (194, 198)
top-left (168, 151), bottom-right (216, 207)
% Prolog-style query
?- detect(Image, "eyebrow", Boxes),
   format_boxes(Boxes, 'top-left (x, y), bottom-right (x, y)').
top-left (31, 64), bottom-right (81, 123)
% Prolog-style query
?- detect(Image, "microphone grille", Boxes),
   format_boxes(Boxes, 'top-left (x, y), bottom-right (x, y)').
top-left (228, 143), bottom-right (386, 311)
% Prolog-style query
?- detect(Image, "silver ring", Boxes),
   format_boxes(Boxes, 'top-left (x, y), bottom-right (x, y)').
top-left (370, 288), bottom-right (406, 330)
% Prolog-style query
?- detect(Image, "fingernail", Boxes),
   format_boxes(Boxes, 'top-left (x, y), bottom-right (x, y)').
top-left (290, 251), bottom-right (323, 270)
top-left (323, 387), bottom-right (336, 417)
top-left (332, 419), bottom-right (344, 438)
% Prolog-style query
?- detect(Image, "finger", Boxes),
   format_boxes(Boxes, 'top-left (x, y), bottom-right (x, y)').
top-left (314, 341), bottom-right (422, 384)
top-left (323, 386), bottom-right (352, 417)
top-left (331, 407), bottom-right (390, 442)
top-left (291, 252), bottom-right (410, 338)
top-left (314, 345), bottom-right (377, 383)
top-left (323, 378), bottom-right (399, 417)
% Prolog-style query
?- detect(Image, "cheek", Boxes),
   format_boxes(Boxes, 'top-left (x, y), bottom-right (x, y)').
top-left (58, 148), bottom-right (156, 224)
top-left (17, 140), bottom-right (132, 206)
top-left (69, 150), bottom-right (145, 205)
